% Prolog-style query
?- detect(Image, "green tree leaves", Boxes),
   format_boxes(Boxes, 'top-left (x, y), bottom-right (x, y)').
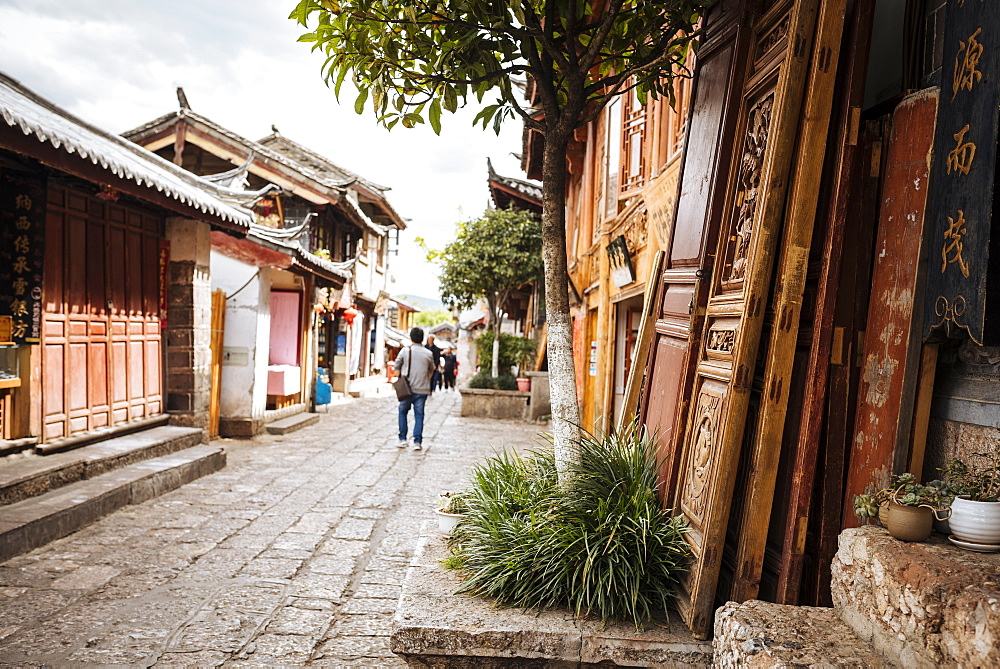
top-left (290, 0), bottom-right (704, 136)
top-left (434, 207), bottom-right (543, 315)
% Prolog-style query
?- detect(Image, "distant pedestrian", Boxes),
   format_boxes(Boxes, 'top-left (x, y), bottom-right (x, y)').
top-left (442, 347), bottom-right (458, 390)
top-left (426, 334), bottom-right (443, 393)
top-left (395, 327), bottom-right (436, 450)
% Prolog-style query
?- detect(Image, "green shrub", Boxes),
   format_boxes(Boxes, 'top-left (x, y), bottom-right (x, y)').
top-left (475, 331), bottom-right (536, 374)
top-left (467, 371), bottom-right (519, 390)
top-left (446, 422), bottom-right (690, 626)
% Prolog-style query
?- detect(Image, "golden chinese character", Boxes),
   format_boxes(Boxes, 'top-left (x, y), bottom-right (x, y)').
top-left (947, 124), bottom-right (977, 175)
top-left (11, 320), bottom-right (27, 339)
top-left (13, 194), bottom-right (32, 210)
top-left (12, 235), bottom-right (29, 254)
top-left (14, 216), bottom-right (30, 230)
top-left (10, 299), bottom-right (27, 317)
top-left (953, 27), bottom-right (984, 99)
top-left (12, 256), bottom-right (28, 273)
top-left (941, 209), bottom-right (970, 277)
top-left (12, 277), bottom-right (27, 295)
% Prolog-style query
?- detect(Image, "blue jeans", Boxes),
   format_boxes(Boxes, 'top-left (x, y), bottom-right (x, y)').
top-left (431, 370), bottom-right (441, 393)
top-left (398, 393), bottom-right (428, 443)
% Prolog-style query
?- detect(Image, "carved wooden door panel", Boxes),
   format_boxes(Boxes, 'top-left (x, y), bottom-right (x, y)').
top-left (670, 0), bottom-right (823, 638)
top-left (639, 0), bottom-right (752, 507)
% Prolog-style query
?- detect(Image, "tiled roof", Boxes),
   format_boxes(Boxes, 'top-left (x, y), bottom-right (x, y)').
top-left (123, 110), bottom-right (355, 195)
top-left (487, 158), bottom-right (542, 203)
top-left (258, 133), bottom-right (405, 229)
top-left (0, 72), bottom-right (253, 229)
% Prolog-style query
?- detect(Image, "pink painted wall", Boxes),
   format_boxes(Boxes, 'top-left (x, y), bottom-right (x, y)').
top-left (269, 290), bottom-right (301, 366)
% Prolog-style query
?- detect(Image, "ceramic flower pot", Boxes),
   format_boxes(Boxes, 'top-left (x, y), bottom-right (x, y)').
top-left (435, 509), bottom-right (463, 536)
top-left (516, 377), bottom-right (531, 392)
top-left (949, 497), bottom-right (1000, 545)
top-left (883, 502), bottom-right (933, 542)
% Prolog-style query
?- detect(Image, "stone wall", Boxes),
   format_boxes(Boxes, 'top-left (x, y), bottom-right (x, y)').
top-left (831, 525), bottom-right (1000, 668)
top-left (458, 388), bottom-right (529, 420)
top-left (165, 218), bottom-right (212, 430)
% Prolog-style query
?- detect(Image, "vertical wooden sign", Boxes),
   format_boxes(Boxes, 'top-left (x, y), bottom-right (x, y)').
top-left (0, 168), bottom-right (46, 344)
top-left (924, 0), bottom-right (1000, 346)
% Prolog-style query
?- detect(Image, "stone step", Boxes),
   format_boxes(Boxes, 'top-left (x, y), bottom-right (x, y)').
top-left (0, 425), bottom-right (204, 506)
top-left (391, 524), bottom-right (713, 667)
top-left (832, 525), bottom-right (1000, 668)
top-left (0, 444), bottom-right (225, 563)
top-left (265, 412), bottom-right (320, 435)
top-left (714, 600), bottom-right (892, 668)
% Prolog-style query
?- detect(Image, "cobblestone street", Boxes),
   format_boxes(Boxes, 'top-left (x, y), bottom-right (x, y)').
top-left (0, 392), bottom-right (544, 667)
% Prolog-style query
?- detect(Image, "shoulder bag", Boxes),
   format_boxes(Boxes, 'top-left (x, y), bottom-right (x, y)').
top-left (393, 348), bottom-right (413, 400)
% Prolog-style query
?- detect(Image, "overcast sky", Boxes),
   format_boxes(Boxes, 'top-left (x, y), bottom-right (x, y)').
top-left (0, 0), bottom-right (529, 300)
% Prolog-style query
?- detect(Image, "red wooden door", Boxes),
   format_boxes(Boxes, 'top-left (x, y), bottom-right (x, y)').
top-left (42, 184), bottom-right (163, 442)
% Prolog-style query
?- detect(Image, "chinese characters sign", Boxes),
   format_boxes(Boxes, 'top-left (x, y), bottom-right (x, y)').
top-left (925, 0), bottom-right (1000, 345)
top-left (0, 169), bottom-right (46, 344)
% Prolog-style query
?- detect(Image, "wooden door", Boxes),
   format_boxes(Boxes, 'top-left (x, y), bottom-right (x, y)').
top-left (42, 184), bottom-right (163, 442)
top-left (669, 0), bottom-right (824, 638)
top-left (639, 0), bottom-right (754, 506)
top-left (724, 0), bottom-right (848, 603)
top-left (771, 0), bottom-right (879, 604)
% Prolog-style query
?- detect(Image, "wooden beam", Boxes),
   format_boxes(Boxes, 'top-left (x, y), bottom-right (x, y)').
top-left (618, 250), bottom-right (664, 429)
top-left (908, 343), bottom-right (939, 481)
top-left (774, 0), bottom-right (876, 604)
top-left (173, 120), bottom-right (187, 166)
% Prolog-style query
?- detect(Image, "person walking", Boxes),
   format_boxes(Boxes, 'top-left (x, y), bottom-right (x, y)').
top-left (395, 327), bottom-right (436, 450)
top-left (426, 334), bottom-right (442, 393)
top-left (441, 346), bottom-right (458, 390)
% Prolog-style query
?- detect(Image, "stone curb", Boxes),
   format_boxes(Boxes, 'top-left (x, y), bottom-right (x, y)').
top-left (391, 524), bottom-right (712, 667)
top-left (0, 444), bottom-right (225, 563)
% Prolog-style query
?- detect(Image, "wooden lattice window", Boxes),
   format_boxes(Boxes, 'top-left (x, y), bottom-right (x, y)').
top-left (620, 89), bottom-right (648, 194)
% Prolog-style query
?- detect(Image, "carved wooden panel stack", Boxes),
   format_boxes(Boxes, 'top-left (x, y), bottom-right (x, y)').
top-left (670, 0), bottom-right (826, 638)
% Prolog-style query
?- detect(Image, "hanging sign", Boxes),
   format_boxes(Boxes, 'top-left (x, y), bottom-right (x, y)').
top-left (924, 0), bottom-right (1000, 346)
top-left (607, 234), bottom-right (635, 288)
top-left (0, 168), bottom-right (46, 344)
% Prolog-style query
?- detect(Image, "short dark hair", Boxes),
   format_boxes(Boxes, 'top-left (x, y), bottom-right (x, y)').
top-left (410, 327), bottom-right (424, 343)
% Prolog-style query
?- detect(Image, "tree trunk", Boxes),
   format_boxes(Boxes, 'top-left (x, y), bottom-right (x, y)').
top-left (539, 129), bottom-right (581, 479)
top-left (491, 320), bottom-right (501, 378)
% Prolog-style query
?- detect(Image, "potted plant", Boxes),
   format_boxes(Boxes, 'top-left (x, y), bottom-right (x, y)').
top-left (940, 449), bottom-right (1000, 547)
top-left (854, 473), bottom-right (946, 542)
top-left (436, 491), bottom-right (470, 536)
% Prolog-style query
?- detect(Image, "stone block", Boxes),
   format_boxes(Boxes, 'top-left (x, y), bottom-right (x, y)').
top-left (458, 388), bottom-right (530, 421)
top-left (832, 525), bottom-right (1000, 668)
top-left (713, 600), bottom-right (889, 668)
top-left (220, 416), bottom-right (264, 438)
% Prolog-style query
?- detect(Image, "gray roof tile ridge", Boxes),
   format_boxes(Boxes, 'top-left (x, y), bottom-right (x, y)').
top-left (0, 71), bottom-right (253, 228)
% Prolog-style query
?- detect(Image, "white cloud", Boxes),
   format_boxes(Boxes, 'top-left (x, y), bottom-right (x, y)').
top-left (0, 0), bottom-right (529, 300)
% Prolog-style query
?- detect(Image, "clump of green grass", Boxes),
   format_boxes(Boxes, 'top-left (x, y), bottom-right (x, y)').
top-left (445, 422), bottom-right (690, 626)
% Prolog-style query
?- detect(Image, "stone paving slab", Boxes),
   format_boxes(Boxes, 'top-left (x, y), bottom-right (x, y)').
top-left (714, 599), bottom-right (890, 668)
top-left (266, 413), bottom-right (322, 435)
top-left (392, 528), bottom-right (713, 668)
top-left (0, 391), bottom-right (542, 667)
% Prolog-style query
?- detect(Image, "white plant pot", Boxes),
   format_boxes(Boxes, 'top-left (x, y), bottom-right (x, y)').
top-left (949, 497), bottom-right (1000, 545)
top-left (435, 509), bottom-right (463, 536)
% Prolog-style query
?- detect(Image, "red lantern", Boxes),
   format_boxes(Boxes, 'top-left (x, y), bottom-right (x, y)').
top-left (342, 306), bottom-right (359, 325)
